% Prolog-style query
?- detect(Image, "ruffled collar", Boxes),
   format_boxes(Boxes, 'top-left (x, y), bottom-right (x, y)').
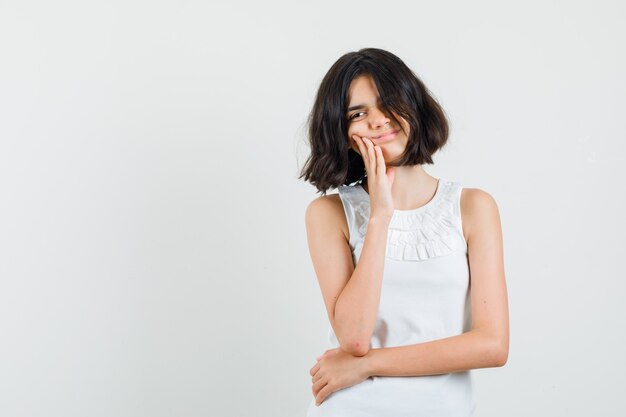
top-left (340, 179), bottom-right (464, 261)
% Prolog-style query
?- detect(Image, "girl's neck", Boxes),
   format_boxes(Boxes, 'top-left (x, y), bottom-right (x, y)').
top-left (362, 165), bottom-right (438, 210)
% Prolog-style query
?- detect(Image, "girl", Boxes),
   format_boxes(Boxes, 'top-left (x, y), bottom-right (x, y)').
top-left (299, 48), bottom-right (509, 416)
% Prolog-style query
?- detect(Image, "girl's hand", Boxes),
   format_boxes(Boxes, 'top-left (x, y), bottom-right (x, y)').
top-left (351, 134), bottom-right (395, 221)
top-left (309, 347), bottom-right (371, 407)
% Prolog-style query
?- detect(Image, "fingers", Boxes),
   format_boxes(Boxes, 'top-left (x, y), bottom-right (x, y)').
top-left (309, 362), bottom-right (320, 376)
top-left (375, 145), bottom-right (386, 176)
top-left (315, 383), bottom-right (332, 406)
top-left (362, 137), bottom-right (376, 171)
top-left (312, 377), bottom-right (326, 396)
top-left (312, 372), bottom-right (322, 383)
top-left (352, 135), bottom-right (378, 175)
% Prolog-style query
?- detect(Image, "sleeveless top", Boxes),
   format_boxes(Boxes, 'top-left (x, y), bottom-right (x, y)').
top-left (306, 178), bottom-right (476, 417)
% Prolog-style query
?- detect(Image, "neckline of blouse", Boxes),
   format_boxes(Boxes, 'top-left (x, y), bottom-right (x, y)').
top-left (356, 178), bottom-right (445, 216)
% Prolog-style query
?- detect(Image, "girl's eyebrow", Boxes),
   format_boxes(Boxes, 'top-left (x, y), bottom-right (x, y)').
top-left (347, 103), bottom-right (366, 112)
top-left (347, 97), bottom-right (382, 112)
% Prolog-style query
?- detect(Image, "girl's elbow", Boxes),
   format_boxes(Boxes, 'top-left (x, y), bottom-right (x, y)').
top-left (493, 340), bottom-right (509, 367)
top-left (341, 339), bottom-right (370, 357)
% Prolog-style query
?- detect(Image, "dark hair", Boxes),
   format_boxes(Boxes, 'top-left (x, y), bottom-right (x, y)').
top-left (298, 48), bottom-right (449, 195)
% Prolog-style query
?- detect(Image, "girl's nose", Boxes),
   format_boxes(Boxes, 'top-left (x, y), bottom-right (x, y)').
top-left (369, 108), bottom-right (391, 128)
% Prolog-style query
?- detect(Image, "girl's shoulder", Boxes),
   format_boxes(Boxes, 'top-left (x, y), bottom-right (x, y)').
top-left (460, 187), bottom-right (500, 243)
top-left (305, 192), bottom-right (350, 243)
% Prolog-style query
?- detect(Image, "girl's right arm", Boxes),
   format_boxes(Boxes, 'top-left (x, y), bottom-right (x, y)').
top-left (305, 198), bottom-right (390, 357)
top-left (306, 136), bottom-right (395, 357)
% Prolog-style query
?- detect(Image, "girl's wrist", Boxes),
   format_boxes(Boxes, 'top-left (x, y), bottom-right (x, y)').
top-left (362, 349), bottom-right (378, 378)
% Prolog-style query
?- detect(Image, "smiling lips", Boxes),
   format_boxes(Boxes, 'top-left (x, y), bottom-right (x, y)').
top-left (371, 129), bottom-right (399, 143)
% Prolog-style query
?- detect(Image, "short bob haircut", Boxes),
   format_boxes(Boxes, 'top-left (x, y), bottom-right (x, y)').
top-left (299, 48), bottom-right (449, 195)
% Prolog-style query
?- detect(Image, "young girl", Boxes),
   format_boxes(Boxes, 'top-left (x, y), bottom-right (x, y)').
top-left (299, 48), bottom-right (509, 416)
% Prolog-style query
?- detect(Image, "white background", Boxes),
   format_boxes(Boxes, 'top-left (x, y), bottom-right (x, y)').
top-left (1, 1), bottom-right (624, 416)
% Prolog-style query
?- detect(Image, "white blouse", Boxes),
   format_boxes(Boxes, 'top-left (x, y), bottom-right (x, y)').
top-left (307, 178), bottom-right (476, 417)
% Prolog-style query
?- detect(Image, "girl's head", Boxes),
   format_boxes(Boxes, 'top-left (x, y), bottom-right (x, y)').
top-left (299, 48), bottom-right (449, 194)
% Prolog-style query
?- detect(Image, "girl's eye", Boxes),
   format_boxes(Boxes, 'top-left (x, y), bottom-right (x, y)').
top-left (349, 112), bottom-right (365, 120)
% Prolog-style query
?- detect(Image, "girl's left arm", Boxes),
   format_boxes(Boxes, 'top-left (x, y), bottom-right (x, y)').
top-left (363, 188), bottom-right (510, 377)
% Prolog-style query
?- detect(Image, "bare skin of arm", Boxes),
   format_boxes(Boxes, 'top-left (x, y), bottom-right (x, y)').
top-left (306, 134), bottom-right (394, 357)
top-left (310, 187), bottom-right (510, 405)
top-left (305, 197), bottom-right (390, 357)
top-left (361, 187), bottom-right (510, 375)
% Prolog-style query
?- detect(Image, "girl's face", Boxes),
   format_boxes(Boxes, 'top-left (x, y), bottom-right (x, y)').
top-left (346, 74), bottom-right (410, 162)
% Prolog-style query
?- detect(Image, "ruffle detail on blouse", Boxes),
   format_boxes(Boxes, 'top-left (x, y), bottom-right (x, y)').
top-left (340, 180), bottom-right (465, 262)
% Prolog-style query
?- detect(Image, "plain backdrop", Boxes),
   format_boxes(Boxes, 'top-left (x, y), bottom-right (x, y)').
top-left (1, 1), bottom-right (625, 416)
